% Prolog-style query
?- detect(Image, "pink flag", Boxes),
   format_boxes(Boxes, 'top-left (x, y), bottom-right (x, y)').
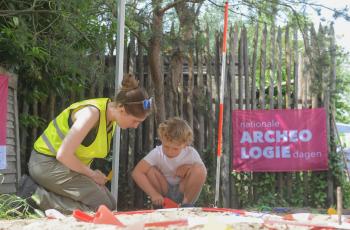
top-left (232, 108), bottom-right (328, 172)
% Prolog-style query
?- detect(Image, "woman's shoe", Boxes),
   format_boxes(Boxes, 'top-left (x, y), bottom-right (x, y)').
top-left (17, 174), bottom-right (38, 199)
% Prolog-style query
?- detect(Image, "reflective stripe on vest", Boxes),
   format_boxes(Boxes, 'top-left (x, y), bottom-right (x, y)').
top-left (53, 119), bottom-right (65, 140)
top-left (41, 133), bottom-right (56, 154)
top-left (41, 118), bottom-right (65, 154)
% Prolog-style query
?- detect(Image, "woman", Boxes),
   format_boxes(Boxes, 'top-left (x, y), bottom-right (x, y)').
top-left (19, 74), bottom-right (151, 214)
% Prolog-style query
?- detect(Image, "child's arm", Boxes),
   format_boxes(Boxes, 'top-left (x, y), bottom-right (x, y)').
top-left (132, 160), bottom-right (164, 205)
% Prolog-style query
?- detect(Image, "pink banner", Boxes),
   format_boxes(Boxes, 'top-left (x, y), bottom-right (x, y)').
top-left (0, 75), bottom-right (8, 170)
top-left (232, 108), bottom-right (328, 172)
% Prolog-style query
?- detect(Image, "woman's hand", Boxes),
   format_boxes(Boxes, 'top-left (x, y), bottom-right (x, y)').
top-left (90, 169), bottom-right (107, 185)
top-left (151, 193), bottom-right (164, 206)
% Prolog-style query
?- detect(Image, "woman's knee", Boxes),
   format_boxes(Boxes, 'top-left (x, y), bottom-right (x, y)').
top-left (90, 192), bottom-right (117, 211)
top-left (105, 189), bottom-right (117, 210)
top-left (104, 196), bottom-right (117, 211)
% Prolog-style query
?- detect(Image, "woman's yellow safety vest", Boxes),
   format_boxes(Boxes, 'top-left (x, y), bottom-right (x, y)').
top-left (34, 98), bottom-right (116, 165)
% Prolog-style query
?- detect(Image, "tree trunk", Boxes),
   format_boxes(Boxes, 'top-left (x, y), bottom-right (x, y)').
top-left (170, 52), bottom-right (183, 117)
top-left (149, 1), bottom-right (166, 126)
top-left (173, 3), bottom-right (200, 127)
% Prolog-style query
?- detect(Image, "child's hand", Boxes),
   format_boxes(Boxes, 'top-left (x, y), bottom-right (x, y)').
top-left (151, 193), bottom-right (164, 206)
top-left (90, 169), bottom-right (107, 185)
top-left (175, 164), bottom-right (192, 178)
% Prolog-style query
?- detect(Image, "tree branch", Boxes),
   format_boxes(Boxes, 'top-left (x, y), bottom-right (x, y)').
top-left (66, 20), bottom-right (99, 51)
top-left (125, 22), bottom-right (149, 50)
top-left (0, 9), bottom-right (61, 17)
top-left (206, 0), bottom-right (267, 24)
top-left (159, 0), bottom-right (202, 15)
top-left (35, 15), bottom-right (61, 36)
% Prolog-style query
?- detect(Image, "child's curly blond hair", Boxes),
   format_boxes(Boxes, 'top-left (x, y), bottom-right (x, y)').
top-left (158, 117), bottom-right (193, 145)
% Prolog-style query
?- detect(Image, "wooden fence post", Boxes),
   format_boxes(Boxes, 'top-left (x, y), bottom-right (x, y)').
top-left (229, 24), bottom-right (239, 208)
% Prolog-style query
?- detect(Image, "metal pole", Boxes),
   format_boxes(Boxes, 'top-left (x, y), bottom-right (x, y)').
top-left (111, 0), bottom-right (126, 209)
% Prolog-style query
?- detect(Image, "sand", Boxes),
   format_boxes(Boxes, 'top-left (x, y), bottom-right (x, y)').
top-left (1, 208), bottom-right (350, 230)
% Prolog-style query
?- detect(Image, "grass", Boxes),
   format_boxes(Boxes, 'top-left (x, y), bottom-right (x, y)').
top-left (0, 173), bottom-right (43, 219)
top-left (0, 194), bottom-right (41, 219)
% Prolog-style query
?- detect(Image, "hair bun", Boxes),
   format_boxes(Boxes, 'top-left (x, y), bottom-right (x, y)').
top-left (121, 73), bottom-right (139, 91)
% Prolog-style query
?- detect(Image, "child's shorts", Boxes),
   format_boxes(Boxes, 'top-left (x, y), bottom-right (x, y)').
top-left (166, 183), bottom-right (183, 204)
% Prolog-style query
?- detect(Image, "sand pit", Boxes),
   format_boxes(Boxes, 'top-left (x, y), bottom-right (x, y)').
top-left (1, 207), bottom-right (350, 229)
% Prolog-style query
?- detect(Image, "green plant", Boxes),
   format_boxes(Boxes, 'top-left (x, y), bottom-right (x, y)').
top-left (196, 182), bottom-right (215, 207)
top-left (0, 194), bottom-right (40, 219)
top-left (19, 114), bottom-right (46, 129)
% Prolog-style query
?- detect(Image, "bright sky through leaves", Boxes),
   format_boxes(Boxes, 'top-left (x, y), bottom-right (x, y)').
top-left (308, 0), bottom-right (350, 53)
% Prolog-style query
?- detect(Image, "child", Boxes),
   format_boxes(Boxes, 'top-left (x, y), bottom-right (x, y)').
top-left (132, 117), bottom-right (207, 207)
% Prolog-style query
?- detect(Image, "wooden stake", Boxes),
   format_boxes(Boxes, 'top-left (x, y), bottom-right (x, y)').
top-left (337, 186), bottom-right (342, 225)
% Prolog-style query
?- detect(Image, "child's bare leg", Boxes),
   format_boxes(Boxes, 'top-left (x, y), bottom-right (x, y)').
top-left (146, 167), bottom-right (168, 196)
top-left (180, 164), bottom-right (207, 204)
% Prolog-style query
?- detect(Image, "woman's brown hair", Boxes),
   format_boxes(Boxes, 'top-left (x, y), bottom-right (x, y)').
top-left (114, 73), bottom-right (150, 118)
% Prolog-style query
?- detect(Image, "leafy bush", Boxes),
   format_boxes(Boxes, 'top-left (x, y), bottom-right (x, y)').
top-left (0, 194), bottom-right (39, 219)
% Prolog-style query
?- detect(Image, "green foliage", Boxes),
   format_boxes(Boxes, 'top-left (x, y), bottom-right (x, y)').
top-left (341, 181), bottom-right (350, 208)
top-left (19, 114), bottom-right (46, 129)
top-left (288, 173), bottom-right (305, 207)
top-left (334, 56), bottom-right (350, 123)
top-left (0, 194), bottom-right (40, 219)
top-left (1, 0), bottom-right (114, 102)
top-left (196, 182), bottom-right (215, 207)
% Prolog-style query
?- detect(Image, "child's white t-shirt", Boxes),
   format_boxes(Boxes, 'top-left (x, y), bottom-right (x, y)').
top-left (143, 145), bottom-right (204, 185)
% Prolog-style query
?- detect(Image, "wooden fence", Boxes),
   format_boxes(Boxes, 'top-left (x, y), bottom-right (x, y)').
top-left (217, 22), bottom-right (337, 208)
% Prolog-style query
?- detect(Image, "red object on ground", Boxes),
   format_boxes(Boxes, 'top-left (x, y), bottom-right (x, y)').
top-left (283, 214), bottom-right (295, 221)
top-left (72, 209), bottom-right (94, 222)
top-left (73, 205), bottom-right (124, 227)
top-left (163, 197), bottom-right (179, 208)
top-left (93, 205), bottom-right (125, 226)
